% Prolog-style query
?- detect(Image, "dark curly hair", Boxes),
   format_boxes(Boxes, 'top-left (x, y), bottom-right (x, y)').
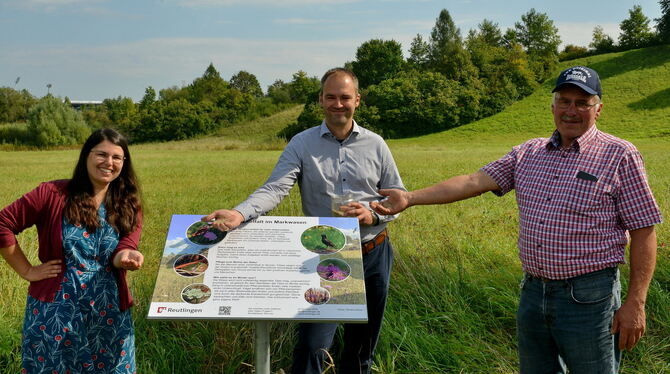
top-left (64, 128), bottom-right (142, 236)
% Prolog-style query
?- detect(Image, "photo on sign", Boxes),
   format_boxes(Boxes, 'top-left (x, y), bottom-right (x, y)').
top-left (300, 225), bottom-right (345, 254)
top-left (173, 253), bottom-right (209, 277)
top-left (186, 221), bottom-right (227, 245)
top-left (181, 283), bottom-right (212, 304)
top-left (304, 287), bottom-right (330, 305)
top-left (317, 258), bottom-right (351, 282)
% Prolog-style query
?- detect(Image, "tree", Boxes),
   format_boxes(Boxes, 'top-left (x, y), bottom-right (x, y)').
top-left (475, 19), bottom-right (504, 47)
top-left (466, 25), bottom-right (536, 116)
top-left (230, 70), bottom-right (263, 98)
top-left (427, 9), bottom-right (479, 83)
top-left (589, 25), bottom-right (616, 53)
top-left (466, 20), bottom-right (505, 69)
top-left (187, 63), bottom-right (230, 104)
top-left (657, 0), bottom-right (670, 43)
top-left (514, 9), bottom-right (561, 56)
top-left (513, 8), bottom-right (561, 81)
top-left (267, 79), bottom-right (291, 104)
top-left (360, 70), bottom-right (480, 138)
top-left (277, 102), bottom-right (322, 140)
top-left (27, 96), bottom-right (90, 147)
top-left (288, 71), bottom-right (320, 103)
top-left (139, 86), bottom-right (156, 110)
top-left (559, 44), bottom-right (590, 61)
top-left (407, 34), bottom-right (430, 68)
top-left (427, 9), bottom-right (461, 67)
top-left (0, 87), bottom-right (37, 123)
top-left (102, 96), bottom-right (138, 136)
top-left (136, 99), bottom-right (213, 142)
top-left (351, 39), bottom-right (405, 88)
top-left (619, 5), bottom-right (655, 49)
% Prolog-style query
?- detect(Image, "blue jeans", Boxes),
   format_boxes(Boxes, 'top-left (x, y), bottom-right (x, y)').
top-left (517, 267), bottom-right (622, 374)
top-left (291, 237), bottom-right (394, 374)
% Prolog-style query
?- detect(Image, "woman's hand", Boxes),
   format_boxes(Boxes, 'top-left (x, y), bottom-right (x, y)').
top-left (113, 249), bottom-right (144, 271)
top-left (21, 259), bottom-right (62, 281)
top-left (1, 244), bottom-right (62, 282)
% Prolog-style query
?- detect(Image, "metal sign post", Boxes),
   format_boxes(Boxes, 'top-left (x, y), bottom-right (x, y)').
top-left (255, 321), bottom-right (271, 374)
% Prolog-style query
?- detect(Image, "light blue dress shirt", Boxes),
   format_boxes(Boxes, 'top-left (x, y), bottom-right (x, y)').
top-left (235, 121), bottom-right (405, 241)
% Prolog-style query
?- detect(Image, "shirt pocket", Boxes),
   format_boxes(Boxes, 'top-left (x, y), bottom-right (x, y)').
top-left (561, 179), bottom-right (612, 214)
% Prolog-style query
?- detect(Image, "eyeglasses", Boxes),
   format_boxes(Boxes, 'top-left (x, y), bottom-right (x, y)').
top-left (90, 150), bottom-right (125, 165)
top-left (554, 98), bottom-right (599, 112)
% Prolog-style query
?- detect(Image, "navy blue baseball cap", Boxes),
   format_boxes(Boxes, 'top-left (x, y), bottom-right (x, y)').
top-left (552, 66), bottom-right (602, 98)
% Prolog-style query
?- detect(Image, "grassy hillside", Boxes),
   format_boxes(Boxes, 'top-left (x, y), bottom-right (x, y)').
top-left (0, 47), bottom-right (668, 373)
top-left (394, 44), bottom-right (670, 148)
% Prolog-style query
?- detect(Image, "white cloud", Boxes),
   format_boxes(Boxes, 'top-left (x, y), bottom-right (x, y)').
top-left (274, 18), bottom-right (329, 25)
top-left (166, 237), bottom-right (189, 250)
top-left (172, 0), bottom-right (360, 7)
top-left (556, 21), bottom-right (621, 48)
top-left (9, 0), bottom-right (106, 11)
top-left (4, 36), bottom-right (365, 100)
top-left (19, 0), bottom-right (94, 4)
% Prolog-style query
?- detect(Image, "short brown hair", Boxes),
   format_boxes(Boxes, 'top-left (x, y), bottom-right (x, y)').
top-left (320, 68), bottom-right (359, 94)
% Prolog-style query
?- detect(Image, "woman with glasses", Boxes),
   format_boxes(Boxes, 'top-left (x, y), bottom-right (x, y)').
top-left (0, 128), bottom-right (143, 373)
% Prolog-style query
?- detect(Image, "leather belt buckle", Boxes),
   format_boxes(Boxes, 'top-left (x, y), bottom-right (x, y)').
top-left (361, 228), bottom-right (387, 255)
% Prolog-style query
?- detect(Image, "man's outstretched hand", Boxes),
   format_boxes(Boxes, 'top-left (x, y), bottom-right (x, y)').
top-left (202, 209), bottom-right (245, 232)
top-left (370, 189), bottom-right (410, 215)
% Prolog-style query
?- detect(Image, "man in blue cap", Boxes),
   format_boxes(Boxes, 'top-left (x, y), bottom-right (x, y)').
top-left (372, 66), bottom-right (662, 373)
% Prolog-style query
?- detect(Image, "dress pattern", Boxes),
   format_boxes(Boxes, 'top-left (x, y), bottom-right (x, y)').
top-left (21, 205), bottom-right (136, 374)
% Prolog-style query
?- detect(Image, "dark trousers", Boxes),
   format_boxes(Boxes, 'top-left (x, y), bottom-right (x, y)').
top-left (291, 237), bottom-right (394, 374)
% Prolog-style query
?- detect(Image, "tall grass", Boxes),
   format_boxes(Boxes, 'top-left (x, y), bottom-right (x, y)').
top-left (0, 47), bottom-right (669, 373)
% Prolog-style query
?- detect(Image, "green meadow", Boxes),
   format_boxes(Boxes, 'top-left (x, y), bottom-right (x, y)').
top-left (1, 46), bottom-right (669, 373)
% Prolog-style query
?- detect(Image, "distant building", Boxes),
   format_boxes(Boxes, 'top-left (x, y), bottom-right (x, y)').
top-left (69, 100), bottom-right (103, 110)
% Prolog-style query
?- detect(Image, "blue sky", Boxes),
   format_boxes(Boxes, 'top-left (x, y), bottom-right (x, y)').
top-left (0, 0), bottom-right (663, 101)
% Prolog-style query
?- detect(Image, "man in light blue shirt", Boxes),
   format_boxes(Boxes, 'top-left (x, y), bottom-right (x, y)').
top-left (204, 67), bottom-right (404, 373)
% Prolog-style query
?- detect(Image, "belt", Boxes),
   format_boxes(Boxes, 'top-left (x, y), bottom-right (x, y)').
top-left (525, 267), bottom-right (617, 283)
top-left (361, 228), bottom-right (387, 255)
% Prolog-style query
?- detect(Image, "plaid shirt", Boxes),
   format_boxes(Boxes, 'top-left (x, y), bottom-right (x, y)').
top-left (481, 125), bottom-right (662, 279)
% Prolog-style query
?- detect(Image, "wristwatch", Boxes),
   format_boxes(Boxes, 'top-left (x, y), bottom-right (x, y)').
top-left (369, 209), bottom-right (380, 226)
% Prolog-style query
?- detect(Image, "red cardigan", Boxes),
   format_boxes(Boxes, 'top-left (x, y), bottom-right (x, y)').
top-left (0, 180), bottom-right (142, 311)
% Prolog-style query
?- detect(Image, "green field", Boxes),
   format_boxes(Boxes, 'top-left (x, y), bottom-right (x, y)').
top-left (1, 47), bottom-right (669, 373)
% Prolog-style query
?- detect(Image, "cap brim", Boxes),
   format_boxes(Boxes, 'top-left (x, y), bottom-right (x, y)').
top-left (552, 82), bottom-right (599, 96)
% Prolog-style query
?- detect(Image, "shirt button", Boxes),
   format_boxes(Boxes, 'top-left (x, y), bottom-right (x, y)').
top-left (554, 175), bottom-right (559, 179)
top-left (539, 221), bottom-right (544, 225)
top-left (546, 197), bottom-right (551, 201)
top-left (343, 179), bottom-right (346, 181)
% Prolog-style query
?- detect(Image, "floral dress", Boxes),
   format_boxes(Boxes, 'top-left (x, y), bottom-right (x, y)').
top-left (21, 205), bottom-right (136, 374)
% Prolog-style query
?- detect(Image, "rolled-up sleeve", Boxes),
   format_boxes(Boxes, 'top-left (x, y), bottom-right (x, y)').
top-left (234, 138), bottom-right (302, 220)
top-left (0, 183), bottom-right (48, 248)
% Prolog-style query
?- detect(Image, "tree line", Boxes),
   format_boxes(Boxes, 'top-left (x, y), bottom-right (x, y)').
top-left (1, 3), bottom-right (668, 146)
top-left (282, 3), bottom-right (670, 139)
top-left (560, 3), bottom-right (670, 60)
top-left (0, 65), bottom-right (318, 146)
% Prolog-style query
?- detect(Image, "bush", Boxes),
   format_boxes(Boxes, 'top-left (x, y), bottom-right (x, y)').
top-left (0, 123), bottom-right (31, 145)
top-left (0, 87), bottom-right (37, 123)
top-left (26, 96), bottom-right (90, 147)
top-left (134, 99), bottom-right (214, 142)
top-left (277, 102), bottom-right (322, 140)
top-left (360, 71), bottom-right (479, 138)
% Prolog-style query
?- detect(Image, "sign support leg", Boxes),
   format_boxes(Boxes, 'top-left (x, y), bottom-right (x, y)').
top-left (255, 321), bottom-right (271, 374)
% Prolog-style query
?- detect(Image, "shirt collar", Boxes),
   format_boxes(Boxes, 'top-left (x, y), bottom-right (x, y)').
top-left (547, 124), bottom-right (599, 153)
top-left (319, 120), bottom-right (360, 140)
